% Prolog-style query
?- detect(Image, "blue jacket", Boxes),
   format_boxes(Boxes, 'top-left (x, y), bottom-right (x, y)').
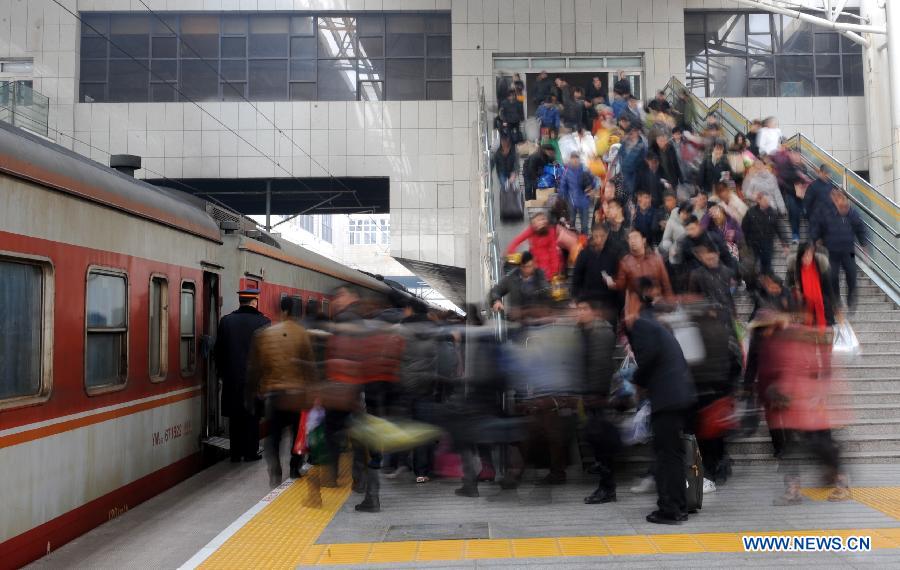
top-left (612, 98), bottom-right (628, 120)
top-left (559, 164), bottom-right (594, 209)
top-left (804, 178), bottom-right (833, 220)
top-left (535, 103), bottom-right (560, 130)
top-left (619, 138), bottom-right (647, 196)
top-left (810, 202), bottom-right (866, 254)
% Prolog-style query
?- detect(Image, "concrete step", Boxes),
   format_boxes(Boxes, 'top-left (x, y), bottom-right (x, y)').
top-left (855, 341), bottom-right (900, 352)
top-left (845, 321), bottom-right (900, 332)
top-left (838, 378), bottom-right (900, 391)
top-left (842, 390), bottom-right (900, 404)
top-left (727, 434), bottom-right (900, 456)
top-left (852, 330), bottom-right (900, 341)
top-left (729, 450), bottom-right (900, 465)
top-left (834, 352), bottom-right (900, 365)
top-left (844, 310), bottom-right (900, 321)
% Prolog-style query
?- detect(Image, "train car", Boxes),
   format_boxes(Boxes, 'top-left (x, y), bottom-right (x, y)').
top-left (0, 121), bottom-right (407, 568)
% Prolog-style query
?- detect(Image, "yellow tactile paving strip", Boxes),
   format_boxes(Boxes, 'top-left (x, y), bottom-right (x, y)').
top-left (199, 470), bottom-right (900, 568)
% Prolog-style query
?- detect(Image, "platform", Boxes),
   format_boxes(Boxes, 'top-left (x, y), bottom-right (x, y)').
top-left (30, 454), bottom-right (900, 569)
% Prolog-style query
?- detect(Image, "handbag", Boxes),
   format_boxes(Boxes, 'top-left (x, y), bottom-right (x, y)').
top-left (832, 320), bottom-right (861, 355)
top-left (696, 396), bottom-right (738, 440)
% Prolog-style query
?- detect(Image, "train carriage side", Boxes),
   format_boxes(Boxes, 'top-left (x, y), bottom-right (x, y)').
top-left (0, 122), bottom-right (224, 568)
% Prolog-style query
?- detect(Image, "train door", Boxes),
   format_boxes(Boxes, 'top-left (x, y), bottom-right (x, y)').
top-left (200, 271), bottom-right (223, 442)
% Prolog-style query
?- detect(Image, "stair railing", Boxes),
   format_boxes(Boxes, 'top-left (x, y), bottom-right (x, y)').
top-left (475, 80), bottom-right (506, 342)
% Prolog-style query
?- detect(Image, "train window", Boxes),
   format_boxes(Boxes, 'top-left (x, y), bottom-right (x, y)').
top-left (0, 257), bottom-right (52, 403)
top-left (180, 282), bottom-right (196, 375)
top-left (321, 299), bottom-right (330, 318)
top-left (85, 269), bottom-right (128, 391)
top-left (291, 295), bottom-right (302, 318)
top-left (149, 276), bottom-right (168, 381)
top-left (306, 297), bottom-right (319, 318)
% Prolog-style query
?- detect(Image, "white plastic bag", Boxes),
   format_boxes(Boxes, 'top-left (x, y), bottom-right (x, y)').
top-left (659, 307), bottom-right (706, 364)
top-left (622, 401), bottom-right (652, 446)
top-left (832, 321), bottom-right (861, 356)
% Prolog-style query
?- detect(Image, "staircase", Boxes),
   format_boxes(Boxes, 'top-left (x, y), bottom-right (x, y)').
top-left (475, 81), bottom-right (900, 468)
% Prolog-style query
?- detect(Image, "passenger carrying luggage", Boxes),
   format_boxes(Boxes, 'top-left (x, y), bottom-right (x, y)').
top-left (499, 183), bottom-right (525, 221)
top-left (683, 433), bottom-right (704, 513)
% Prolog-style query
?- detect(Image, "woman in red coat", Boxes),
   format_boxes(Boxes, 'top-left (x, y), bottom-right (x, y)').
top-left (757, 317), bottom-right (849, 505)
top-left (506, 212), bottom-right (563, 279)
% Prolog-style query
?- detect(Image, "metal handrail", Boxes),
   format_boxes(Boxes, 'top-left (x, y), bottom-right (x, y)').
top-left (0, 80), bottom-right (49, 138)
top-left (475, 80), bottom-right (506, 341)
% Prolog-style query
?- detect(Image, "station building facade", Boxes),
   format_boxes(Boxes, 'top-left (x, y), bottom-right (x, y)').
top-left (1, 0), bottom-right (892, 302)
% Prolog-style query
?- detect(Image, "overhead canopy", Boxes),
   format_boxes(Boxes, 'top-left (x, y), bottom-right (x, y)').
top-left (144, 176), bottom-right (389, 216)
top-left (394, 257), bottom-right (467, 310)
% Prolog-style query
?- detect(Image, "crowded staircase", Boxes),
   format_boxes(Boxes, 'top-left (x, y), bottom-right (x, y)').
top-left (481, 77), bottom-right (900, 470)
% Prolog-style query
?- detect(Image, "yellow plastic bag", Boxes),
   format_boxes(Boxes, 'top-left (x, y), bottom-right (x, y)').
top-left (348, 414), bottom-right (443, 453)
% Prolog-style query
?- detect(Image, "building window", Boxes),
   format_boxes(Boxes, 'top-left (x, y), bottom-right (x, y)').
top-left (180, 282), bottom-right (196, 375)
top-left (79, 12), bottom-right (451, 102)
top-left (298, 214), bottom-right (315, 234)
top-left (149, 276), bottom-right (168, 380)
top-left (685, 11), bottom-right (864, 97)
top-left (379, 219), bottom-right (390, 245)
top-left (86, 269), bottom-right (128, 390)
top-left (321, 215), bottom-right (333, 243)
top-left (1, 257), bottom-right (50, 402)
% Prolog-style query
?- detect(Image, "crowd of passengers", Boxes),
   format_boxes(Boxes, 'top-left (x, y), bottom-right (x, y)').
top-left (213, 74), bottom-right (868, 528)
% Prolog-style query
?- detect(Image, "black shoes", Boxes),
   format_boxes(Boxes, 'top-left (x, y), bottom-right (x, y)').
top-left (244, 453), bottom-right (263, 462)
top-left (354, 496), bottom-right (380, 513)
top-left (454, 486), bottom-right (480, 498)
top-left (584, 488), bottom-right (617, 504)
top-left (645, 510), bottom-right (687, 525)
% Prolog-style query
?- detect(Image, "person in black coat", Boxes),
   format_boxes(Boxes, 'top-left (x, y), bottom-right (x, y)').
top-left (498, 90), bottom-right (525, 143)
top-left (492, 135), bottom-right (518, 188)
top-left (803, 165), bottom-right (834, 222)
top-left (697, 141), bottom-right (733, 195)
top-left (523, 143), bottom-right (556, 200)
top-left (741, 192), bottom-right (789, 277)
top-left (810, 189), bottom-right (867, 309)
top-left (570, 225), bottom-right (623, 317)
top-left (628, 279), bottom-right (697, 525)
top-left (215, 289), bottom-right (271, 462)
top-left (636, 153), bottom-right (669, 207)
top-left (531, 70), bottom-right (553, 109)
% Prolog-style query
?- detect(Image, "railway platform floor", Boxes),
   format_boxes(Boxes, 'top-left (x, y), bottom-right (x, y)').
top-left (27, 454), bottom-right (900, 569)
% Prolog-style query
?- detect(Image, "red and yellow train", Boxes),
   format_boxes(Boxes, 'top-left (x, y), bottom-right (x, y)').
top-left (0, 121), bottom-right (412, 568)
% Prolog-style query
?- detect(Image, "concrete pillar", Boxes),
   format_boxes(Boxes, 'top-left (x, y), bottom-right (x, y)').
top-left (860, 0), bottom-right (898, 202)
top-left (885, 0), bottom-right (900, 203)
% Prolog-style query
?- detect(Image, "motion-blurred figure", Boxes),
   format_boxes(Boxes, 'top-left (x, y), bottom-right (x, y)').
top-left (577, 299), bottom-right (621, 505)
top-left (248, 296), bottom-right (316, 486)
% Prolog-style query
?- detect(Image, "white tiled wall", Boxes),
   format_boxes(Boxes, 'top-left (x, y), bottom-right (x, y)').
top-left (701, 96), bottom-right (869, 169)
top-left (0, 0), bottom-right (873, 271)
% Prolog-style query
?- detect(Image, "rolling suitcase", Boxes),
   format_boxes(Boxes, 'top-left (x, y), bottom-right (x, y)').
top-left (499, 183), bottom-right (525, 222)
top-left (683, 433), bottom-right (703, 513)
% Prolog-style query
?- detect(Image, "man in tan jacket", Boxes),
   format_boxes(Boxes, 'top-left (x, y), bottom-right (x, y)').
top-left (248, 296), bottom-right (316, 486)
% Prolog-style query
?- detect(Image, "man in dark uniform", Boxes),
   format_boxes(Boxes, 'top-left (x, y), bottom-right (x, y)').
top-left (628, 279), bottom-right (697, 525)
top-left (215, 288), bottom-right (271, 462)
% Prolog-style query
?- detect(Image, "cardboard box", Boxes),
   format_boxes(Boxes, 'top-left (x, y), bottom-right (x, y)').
top-left (536, 187), bottom-right (556, 204)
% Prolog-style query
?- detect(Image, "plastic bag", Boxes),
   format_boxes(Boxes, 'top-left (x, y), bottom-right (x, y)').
top-left (433, 437), bottom-right (463, 478)
top-left (609, 349), bottom-right (637, 409)
top-left (292, 409), bottom-right (310, 455)
top-left (622, 400), bottom-right (652, 446)
top-left (832, 321), bottom-right (861, 355)
top-left (348, 414), bottom-right (443, 453)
